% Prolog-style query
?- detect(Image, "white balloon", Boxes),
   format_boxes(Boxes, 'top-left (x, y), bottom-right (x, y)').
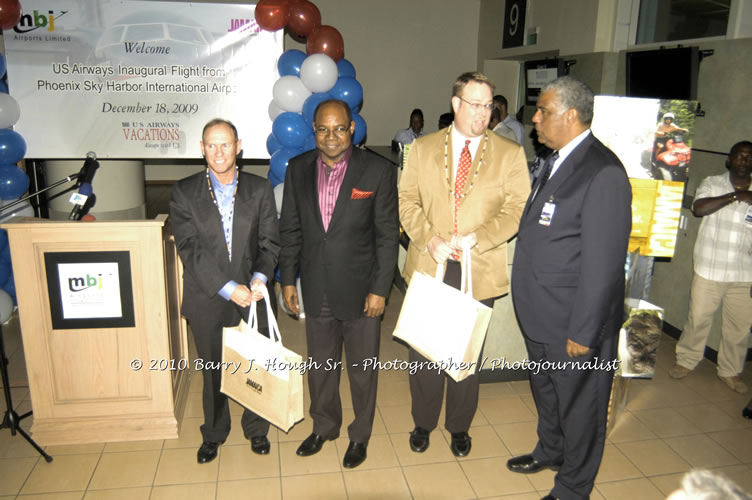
top-left (0, 93), bottom-right (20, 128)
top-left (268, 100), bottom-right (284, 121)
top-left (272, 76), bottom-right (311, 114)
top-left (300, 54), bottom-right (338, 94)
top-left (0, 199), bottom-right (34, 223)
top-left (0, 289), bottom-right (12, 323)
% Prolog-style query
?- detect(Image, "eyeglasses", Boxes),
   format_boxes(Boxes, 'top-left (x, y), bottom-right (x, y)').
top-left (315, 125), bottom-right (350, 137)
top-left (457, 96), bottom-right (494, 112)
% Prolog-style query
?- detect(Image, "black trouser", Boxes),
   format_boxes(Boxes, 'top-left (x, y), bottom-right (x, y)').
top-left (189, 289), bottom-right (277, 443)
top-left (525, 331), bottom-right (617, 500)
top-left (305, 294), bottom-right (381, 443)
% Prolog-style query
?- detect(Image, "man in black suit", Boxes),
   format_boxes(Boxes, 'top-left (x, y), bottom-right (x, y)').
top-left (507, 77), bottom-right (632, 500)
top-left (279, 99), bottom-right (399, 469)
top-left (170, 119), bottom-right (280, 464)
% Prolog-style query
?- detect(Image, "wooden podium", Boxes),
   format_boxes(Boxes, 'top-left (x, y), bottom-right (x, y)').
top-left (1, 215), bottom-right (190, 445)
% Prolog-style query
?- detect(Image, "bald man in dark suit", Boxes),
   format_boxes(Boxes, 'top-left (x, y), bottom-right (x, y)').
top-left (171, 119), bottom-right (280, 464)
top-left (508, 77), bottom-right (632, 500)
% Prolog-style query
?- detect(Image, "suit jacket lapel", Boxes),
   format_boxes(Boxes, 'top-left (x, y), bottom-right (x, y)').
top-left (522, 134), bottom-right (594, 222)
top-left (435, 129), bottom-right (451, 191)
top-left (303, 156), bottom-right (326, 233)
top-left (230, 177), bottom-right (250, 264)
top-left (198, 173), bottom-right (231, 262)
top-left (327, 149), bottom-right (367, 230)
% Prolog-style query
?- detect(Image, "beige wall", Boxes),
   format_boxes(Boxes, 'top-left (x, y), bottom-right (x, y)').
top-left (478, 0), bottom-right (618, 63)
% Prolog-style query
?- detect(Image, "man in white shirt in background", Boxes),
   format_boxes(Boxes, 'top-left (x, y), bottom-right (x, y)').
top-left (393, 108), bottom-right (425, 148)
top-left (670, 141), bottom-right (752, 394)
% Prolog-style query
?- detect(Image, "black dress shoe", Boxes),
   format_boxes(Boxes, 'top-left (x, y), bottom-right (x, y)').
top-left (540, 495), bottom-right (558, 500)
top-left (450, 432), bottom-right (472, 457)
top-left (197, 441), bottom-right (221, 464)
top-left (342, 441), bottom-right (367, 468)
top-left (409, 426), bottom-right (430, 453)
top-left (250, 435), bottom-right (270, 455)
top-left (296, 433), bottom-right (336, 457)
top-left (506, 454), bottom-right (562, 474)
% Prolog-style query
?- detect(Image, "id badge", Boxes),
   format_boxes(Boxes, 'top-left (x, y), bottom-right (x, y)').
top-left (539, 199), bottom-right (556, 226)
top-left (745, 206), bottom-right (752, 228)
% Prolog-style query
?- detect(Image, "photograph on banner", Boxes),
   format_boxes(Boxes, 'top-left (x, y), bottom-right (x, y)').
top-left (3, 0), bottom-right (283, 159)
top-left (592, 96), bottom-right (697, 257)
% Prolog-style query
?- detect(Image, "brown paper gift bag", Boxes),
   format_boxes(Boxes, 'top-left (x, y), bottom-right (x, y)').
top-left (220, 287), bottom-right (304, 432)
top-left (393, 245), bottom-right (492, 382)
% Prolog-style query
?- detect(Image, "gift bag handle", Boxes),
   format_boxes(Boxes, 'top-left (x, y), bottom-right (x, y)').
top-left (434, 241), bottom-right (474, 298)
top-left (246, 285), bottom-right (283, 345)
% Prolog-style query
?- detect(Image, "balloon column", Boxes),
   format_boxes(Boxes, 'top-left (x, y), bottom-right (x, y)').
top-left (0, 45), bottom-right (32, 305)
top-left (255, 0), bottom-right (366, 187)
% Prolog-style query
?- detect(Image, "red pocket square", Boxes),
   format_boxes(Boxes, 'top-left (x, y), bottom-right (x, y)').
top-left (351, 188), bottom-right (374, 200)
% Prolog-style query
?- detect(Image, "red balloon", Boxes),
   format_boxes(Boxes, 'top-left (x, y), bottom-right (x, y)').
top-left (0, 0), bottom-right (22, 31)
top-left (255, 0), bottom-right (292, 32)
top-left (306, 25), bottom-right (344, 62)
top-left (287, 1), bottom-right (321, 38)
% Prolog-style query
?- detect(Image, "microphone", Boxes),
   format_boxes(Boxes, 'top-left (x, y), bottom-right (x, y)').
top-left (69, 152), bottom-right (99, 220)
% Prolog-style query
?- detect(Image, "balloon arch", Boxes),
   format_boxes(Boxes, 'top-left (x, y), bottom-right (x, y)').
top-left (255, 0), bottom-right (365, 187)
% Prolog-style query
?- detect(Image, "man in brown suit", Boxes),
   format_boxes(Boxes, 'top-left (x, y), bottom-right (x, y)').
top-left (399, 72), bottom-right (530, 457)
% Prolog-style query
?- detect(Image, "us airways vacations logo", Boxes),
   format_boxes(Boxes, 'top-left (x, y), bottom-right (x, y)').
top-left (68, 273), bottom-right (104, 293)
top-left (14, 9), bottom-right (68, 33)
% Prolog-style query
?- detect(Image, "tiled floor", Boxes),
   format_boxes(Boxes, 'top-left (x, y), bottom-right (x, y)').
top-left (1, 289), bottom-right (751, 499)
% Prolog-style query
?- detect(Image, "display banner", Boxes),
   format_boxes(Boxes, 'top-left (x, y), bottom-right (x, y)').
top-left (592, 96), bottom-right (697, 257)
top-left (3, 0), bottom-right (283, 159)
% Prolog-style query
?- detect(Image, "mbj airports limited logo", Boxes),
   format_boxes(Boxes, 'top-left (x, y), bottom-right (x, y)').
top-left (14, 9), bottom-right (68, 33)
top-left (68, 273), bottom-right (103, 293)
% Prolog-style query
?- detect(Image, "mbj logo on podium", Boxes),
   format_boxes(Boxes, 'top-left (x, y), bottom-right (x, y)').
top-left (14, 9), bottom-right (68, 33)
top-left (68, 274), bottom-right (104, 293)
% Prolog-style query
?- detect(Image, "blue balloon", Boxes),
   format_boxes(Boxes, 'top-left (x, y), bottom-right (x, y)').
top-left (352, 114), bottom-right (367, 145)
top-left (0, 255), bottom-right (10, 287)
top-left (330, 77), bottom-right (363, 111)
top-left (266, 133), bottom-right (282, 156)
top-left (0, 165), bottom-right (29, 200)
top-left (272, 112), bottom-right (311, 148)
top-left (270, 147), bottom-right (303, 183)
top-left (302, 133), bottom-right (317, 152)
top-left (337, 58), bottom-right (356, 79)
top-left (268, 169), bottom-right (284, 187)
top-left (0, 80), bottom-right (7, 94)
top-left (301, 92), bottom-right (332, 126)
top-left (0, 54), bottom-right (5, 79)
top-left (0, 130), bottom-right (26, 164)
top-left (277, 49), bottom-right (307, 77)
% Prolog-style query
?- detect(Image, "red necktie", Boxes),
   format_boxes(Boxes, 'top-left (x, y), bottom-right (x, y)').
top-left (454, 140), bottom-right (472, 235)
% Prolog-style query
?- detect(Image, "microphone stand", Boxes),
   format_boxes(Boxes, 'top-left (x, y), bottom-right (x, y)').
top-left (0, 171), bottom-right (83, 215)
top-left (0, 321), bottom-right (53, 462)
